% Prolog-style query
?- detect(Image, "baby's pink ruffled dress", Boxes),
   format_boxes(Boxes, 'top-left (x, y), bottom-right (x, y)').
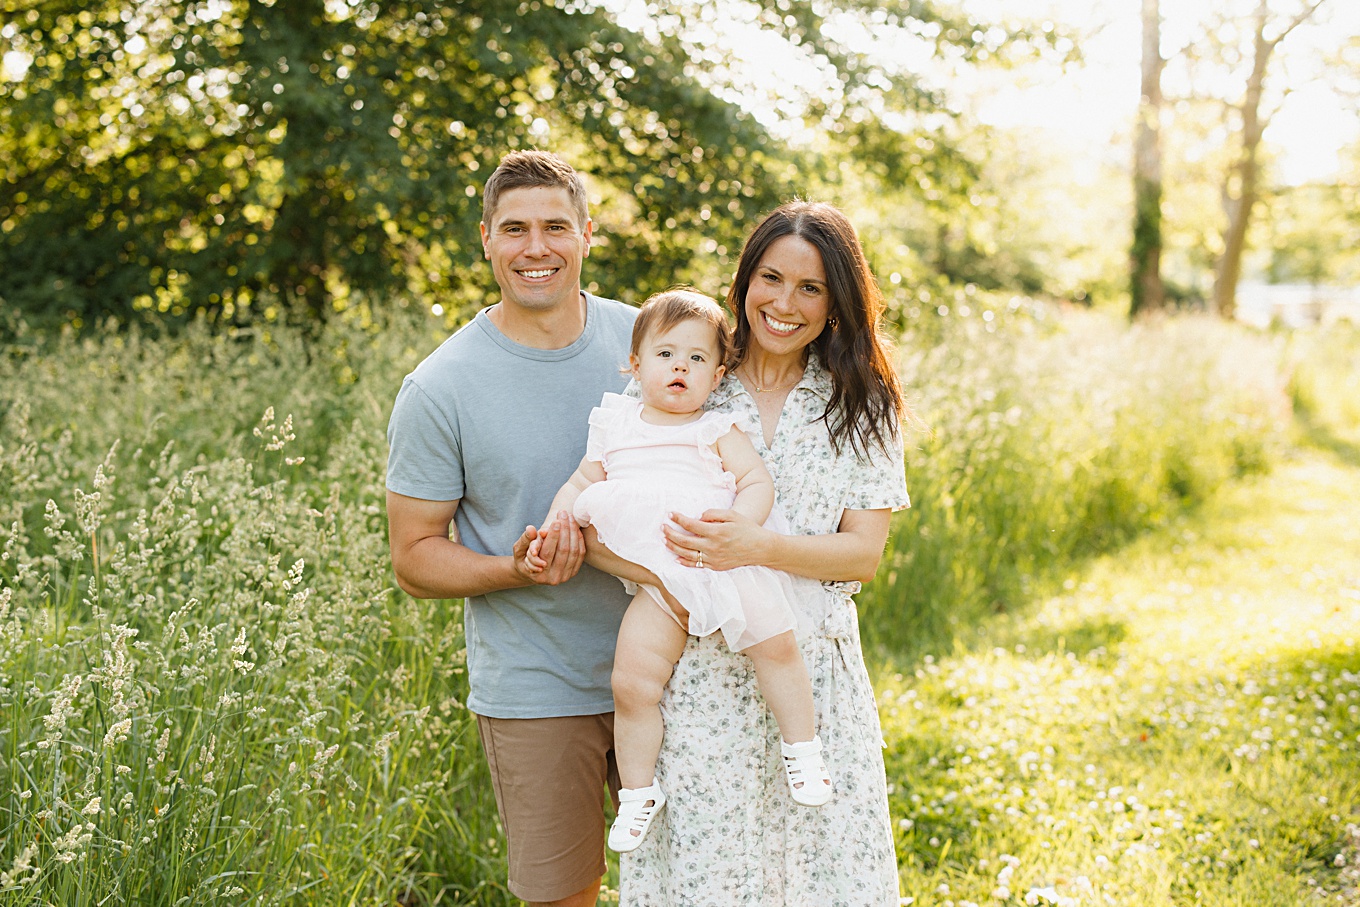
top-left (574, 393), bottom-right (818, 651)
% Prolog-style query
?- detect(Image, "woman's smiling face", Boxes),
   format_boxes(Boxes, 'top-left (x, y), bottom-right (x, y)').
top-left (744, 234), bottom-right (830, 358)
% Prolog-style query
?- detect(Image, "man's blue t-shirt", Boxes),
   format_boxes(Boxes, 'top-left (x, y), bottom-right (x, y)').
top-left (386, 293), bottom-right (637, 718)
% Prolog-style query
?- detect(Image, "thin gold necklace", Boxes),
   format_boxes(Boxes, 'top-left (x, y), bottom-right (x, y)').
top-left (742, 366), bottom-right (799, 393)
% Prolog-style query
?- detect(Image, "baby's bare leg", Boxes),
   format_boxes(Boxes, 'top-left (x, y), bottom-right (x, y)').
top-left (744, 630), bottom-right (815, 743)
top-left (612, 590), bottom-right (689, 789)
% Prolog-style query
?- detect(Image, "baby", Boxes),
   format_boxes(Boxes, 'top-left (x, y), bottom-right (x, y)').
top-left (525, 288), bottom-right (832, 853)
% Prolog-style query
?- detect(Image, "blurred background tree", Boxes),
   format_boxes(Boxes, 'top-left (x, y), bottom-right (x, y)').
top-left (1, 0), bottom-right (1356, 332)
top-left (0, 0), bottom-right (1054, 331)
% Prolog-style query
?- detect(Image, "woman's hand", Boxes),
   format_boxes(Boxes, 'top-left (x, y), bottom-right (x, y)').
top-left (663, 508), bottom-right (771, 572)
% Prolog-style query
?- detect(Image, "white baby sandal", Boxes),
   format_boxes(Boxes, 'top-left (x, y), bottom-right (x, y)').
top-left (781, 736), bottom-right (833, 807)
top-left (608, 780), bottom-right (667, 852)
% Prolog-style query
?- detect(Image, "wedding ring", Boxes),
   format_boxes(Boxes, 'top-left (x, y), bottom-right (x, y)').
top-left (696, 551), bottom-right (704, 569)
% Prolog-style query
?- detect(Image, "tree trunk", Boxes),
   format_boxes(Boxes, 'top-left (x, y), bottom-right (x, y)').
top-left (1213, 0), bottom-right (1271, 321)
top-left (1130, 0), bottom-right (1165, 319)
top-left (1213, 0), bottom-right (1328, 320)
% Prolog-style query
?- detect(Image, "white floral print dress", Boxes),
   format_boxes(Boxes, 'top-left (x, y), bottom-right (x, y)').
top-left (619, 352), bottom-right (910, 907)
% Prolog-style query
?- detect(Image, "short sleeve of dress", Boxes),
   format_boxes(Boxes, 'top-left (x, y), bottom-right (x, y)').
top-left (585, 392), bottom-right (635, 463)
top-left (842, 423), bottom-right (911, 512)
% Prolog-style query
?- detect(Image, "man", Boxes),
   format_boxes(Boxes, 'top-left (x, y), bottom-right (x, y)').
top-left (386, 151), bottom-right (637, 907)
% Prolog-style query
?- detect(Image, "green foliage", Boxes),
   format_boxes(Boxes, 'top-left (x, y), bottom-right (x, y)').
top-left (1263, 183), bottom-right (1360, 286)
top-left (0, 0), bottom-right (792, 329)
top-left (0, 0), bottom-right (1053, 332)
top-left (1285, 321), bottom-right (1360, 456)
top-left (1129, 174), bottom-right (1163, 318)
top-left (859, 306), bottom-right (1289, 657)
top-left (877, 438), bottom-right (1360, 905)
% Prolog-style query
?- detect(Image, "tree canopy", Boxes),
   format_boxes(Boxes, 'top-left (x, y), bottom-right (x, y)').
top-left (0, 0), bottom-right (1034, 330)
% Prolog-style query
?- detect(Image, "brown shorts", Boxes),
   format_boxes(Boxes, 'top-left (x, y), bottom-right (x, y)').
top-left (476, 712), bottom-right (620, 903)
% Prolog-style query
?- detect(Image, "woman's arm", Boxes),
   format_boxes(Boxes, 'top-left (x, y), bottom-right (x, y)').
top-left (664, 507), bottom-right (892, 585)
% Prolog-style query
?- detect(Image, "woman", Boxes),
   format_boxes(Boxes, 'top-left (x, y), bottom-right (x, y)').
top-left (595, 200), bottom-right (909, 905)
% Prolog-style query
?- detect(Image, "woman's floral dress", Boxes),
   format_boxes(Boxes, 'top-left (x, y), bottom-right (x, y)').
top-left (620, 352), bottom-right (909, 906)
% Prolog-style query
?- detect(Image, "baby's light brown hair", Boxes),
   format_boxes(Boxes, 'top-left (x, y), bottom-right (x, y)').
top-left (631, 287), bottom-right (733, 366)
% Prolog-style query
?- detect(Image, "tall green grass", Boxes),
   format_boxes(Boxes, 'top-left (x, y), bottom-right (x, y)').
top-left (0, 304), bottom-right (1294, 904)
top-left (0, 316), bottom-right (508, 905)
top-left (860, 306), bottom-right (1289, 656)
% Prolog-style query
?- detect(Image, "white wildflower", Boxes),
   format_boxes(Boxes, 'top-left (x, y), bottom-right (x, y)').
top-left (0, 842), bottom-right (39, 887)
top-left (103, 717), bottom-right (133, 748)
top-left (153, 724), bottom-right (172, 764)
top-left (51, 823), bottom-right (94, 863)
top-left (1025, 887), bottom-right (1077, 907)
top-left (39, 673), bottom-right (84, 750)
top-left (230, 627), bottom-right (255, 673)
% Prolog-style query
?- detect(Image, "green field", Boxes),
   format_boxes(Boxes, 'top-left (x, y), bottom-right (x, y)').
top-left (1, 309), bottom-right (1357, 905)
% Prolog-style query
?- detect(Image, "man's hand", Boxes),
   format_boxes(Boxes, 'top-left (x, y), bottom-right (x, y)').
top-left (515, 511), bottom-right (585, 585)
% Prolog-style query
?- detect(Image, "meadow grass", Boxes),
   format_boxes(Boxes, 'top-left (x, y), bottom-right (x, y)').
top-left (875, 321), bottom-right (1360, 906)
top-left (1, 315), bottom-right (513, 905)
top-left (860, 307), bottom-right (1287, 658)
top-left (0, 304), bottom-right (1335, 905)
top-left (880, 445), bottom-right (1360, 907)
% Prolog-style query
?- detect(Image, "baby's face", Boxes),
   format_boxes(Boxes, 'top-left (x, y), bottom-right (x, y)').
top-left (630, 318), bottom-right (726, 418)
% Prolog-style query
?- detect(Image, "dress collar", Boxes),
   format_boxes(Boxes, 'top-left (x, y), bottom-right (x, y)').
top-left (711, 349), bottom-right (833, 406)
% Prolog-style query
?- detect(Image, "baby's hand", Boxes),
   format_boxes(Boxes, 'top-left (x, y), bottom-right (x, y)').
top-left (522, 535), bottom-right (548, 573)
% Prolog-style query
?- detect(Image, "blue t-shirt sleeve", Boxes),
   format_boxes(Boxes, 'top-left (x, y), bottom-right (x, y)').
top-left (386, 377), bottom-right (465, 501)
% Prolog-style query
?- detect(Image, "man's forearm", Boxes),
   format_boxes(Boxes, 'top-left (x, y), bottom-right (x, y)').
top-left (394, 536), bottom-right (528, 599)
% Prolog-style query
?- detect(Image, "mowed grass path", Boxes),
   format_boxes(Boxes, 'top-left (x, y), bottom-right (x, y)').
top-left (878, 443), bottom-right (1360, 906)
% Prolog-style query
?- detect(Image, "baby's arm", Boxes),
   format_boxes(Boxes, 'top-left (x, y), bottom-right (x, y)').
top-left (524, 456), bottom-right (606, 572)
top-left (714, 426), bottom-right (775, 527)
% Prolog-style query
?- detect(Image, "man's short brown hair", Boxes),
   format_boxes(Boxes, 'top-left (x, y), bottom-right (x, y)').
top-left (482, 150), bottom-right (590, 230)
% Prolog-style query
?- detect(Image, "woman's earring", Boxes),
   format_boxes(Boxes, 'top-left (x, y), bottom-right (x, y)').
top-left (827, 316), bottom-right (839, 329)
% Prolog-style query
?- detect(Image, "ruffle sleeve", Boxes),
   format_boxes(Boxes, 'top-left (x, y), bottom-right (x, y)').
top-left (693, 409), bottom-right (754, 450)
top-left (584, 392), bottom-right (637, 463)
top-left (693, 410), bottom-right (756, 480)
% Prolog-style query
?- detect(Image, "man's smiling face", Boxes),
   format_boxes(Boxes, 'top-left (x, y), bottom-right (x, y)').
top-left (480, 186), bottom-right (592, 314)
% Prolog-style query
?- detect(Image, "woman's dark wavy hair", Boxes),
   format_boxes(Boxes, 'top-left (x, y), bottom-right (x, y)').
top-left (728, 200), bottom-right (905, 458)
